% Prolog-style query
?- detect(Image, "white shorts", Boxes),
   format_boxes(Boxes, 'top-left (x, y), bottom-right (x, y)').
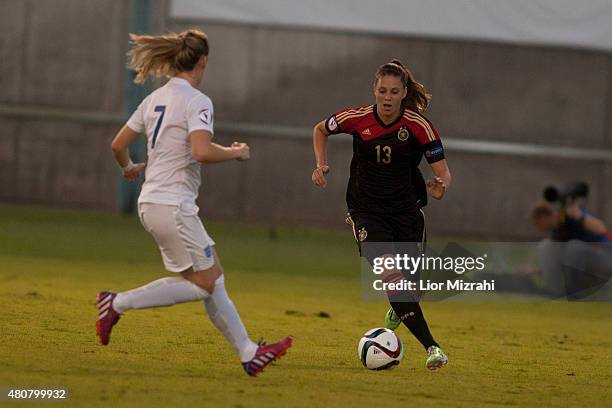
top-left (138, 202), bottom-right (216, 272)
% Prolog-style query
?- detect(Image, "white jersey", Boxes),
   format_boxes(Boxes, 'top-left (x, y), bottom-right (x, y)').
top-left (127, 77), bottom-right (214, 206)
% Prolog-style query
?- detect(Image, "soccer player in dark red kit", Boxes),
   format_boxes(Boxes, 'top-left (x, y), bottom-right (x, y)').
top-left (311, 60), bottom-right (451, 370)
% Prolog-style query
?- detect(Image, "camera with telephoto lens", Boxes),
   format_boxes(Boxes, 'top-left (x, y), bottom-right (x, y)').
top-left (543, 181), bottom-right (589, 204)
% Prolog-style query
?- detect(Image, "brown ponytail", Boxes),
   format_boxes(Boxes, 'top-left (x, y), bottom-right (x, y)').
top-left (374, 59), bottom-right (432, 113)
top-left (127, 29), bottom-right (209, 84)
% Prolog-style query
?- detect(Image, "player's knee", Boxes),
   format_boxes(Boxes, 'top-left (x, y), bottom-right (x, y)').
top-left (199, 280), bottom-right (216, 294)
top-left (200, 267), bottom-right (222, 294)
top-left (182, 265), bottom-right (222, 294)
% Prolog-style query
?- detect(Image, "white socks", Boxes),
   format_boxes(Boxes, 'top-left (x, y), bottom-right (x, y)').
top-left (113, 277), bottom-right (208, 313)
top-left (112, 275), bottom-right (258, 362)
top-left (204, 276), bottom-right (258, 362)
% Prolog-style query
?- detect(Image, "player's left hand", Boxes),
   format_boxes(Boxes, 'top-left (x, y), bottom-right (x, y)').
top-left (123, 162), bottom-right (145, 181)
top-left (426, 176), bottom-right (446, 200)
top-left (232, 142), bottom-right (251, 161)
top-left (312, 165), bottom-right (329, 188)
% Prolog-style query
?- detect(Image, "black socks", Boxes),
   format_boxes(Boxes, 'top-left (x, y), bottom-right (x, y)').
top-left (390, 301), bottom-right (439, 350)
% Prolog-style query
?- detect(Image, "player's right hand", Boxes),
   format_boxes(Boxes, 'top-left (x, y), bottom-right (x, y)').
top-left (123, 162), bottom-right (145, 181)
top-left (232, 142), bottom-right (250, 161)
top-left (312, 165), bottom-right (329, 188)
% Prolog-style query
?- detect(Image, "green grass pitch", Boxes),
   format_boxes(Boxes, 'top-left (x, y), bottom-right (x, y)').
top-left (0, 204), bottom-right (610, 407)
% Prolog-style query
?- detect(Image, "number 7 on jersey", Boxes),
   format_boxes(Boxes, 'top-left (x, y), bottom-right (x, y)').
top-left (151, 105), bottom-right (166, 149)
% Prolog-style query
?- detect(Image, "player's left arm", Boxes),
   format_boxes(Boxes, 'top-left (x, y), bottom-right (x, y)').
top-left (190, 130), bottom-right (250, 163)
top-left (408, 113), bottom-right (451, 200)
top-left (427, 159), bottom-right (451, 200)
top-left (110, 124), bottom-right (146, 181)
top-left (187, 94), bottom-right (250, 164)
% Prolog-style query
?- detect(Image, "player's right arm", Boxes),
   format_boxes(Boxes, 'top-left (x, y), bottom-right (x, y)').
top-left (111, 96), bottom-right (149, 181)
top-left (190, 131), bottom-right (250, 163)
top-left (312, 120), bottom-right (330, 187)
top-left (312, 110), bottom-right (354, 188)
top-left (110, 125), bottom-right (146, 181)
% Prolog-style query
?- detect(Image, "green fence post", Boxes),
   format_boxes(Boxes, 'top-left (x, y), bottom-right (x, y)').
top-left (118, 0), bottom-right (151, 213)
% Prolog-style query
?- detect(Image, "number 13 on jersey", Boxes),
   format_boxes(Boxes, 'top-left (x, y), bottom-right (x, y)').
top-left (375, 145), bottom-right (392, 164)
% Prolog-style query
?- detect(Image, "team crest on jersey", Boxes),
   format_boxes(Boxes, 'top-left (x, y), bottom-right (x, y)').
top-left (397, 127), bottom-right (409, 141)
top-left (358, 227), bottom-right (368, 242)
top-left (198, 108), bottom-right (211, 125)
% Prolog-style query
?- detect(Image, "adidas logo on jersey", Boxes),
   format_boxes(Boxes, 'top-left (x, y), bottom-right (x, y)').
top-left (362, 128), bottom-right (371, 135)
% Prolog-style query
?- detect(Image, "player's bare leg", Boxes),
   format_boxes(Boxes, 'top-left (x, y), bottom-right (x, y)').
top-left (180, 262), bottom-right (221, 294)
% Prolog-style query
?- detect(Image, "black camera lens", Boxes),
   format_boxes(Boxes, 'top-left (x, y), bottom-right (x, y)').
top-left (543, 181), bottom-right (589, 203)
top-left (543, 186), bottom-right (559, 202)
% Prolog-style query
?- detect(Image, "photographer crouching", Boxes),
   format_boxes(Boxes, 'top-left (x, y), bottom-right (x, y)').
top-left (531, 182), bottom-right (612, 300)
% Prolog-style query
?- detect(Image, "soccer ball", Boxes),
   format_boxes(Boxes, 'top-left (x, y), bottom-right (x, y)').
top-left (357, 328), bottom-right (403, 370)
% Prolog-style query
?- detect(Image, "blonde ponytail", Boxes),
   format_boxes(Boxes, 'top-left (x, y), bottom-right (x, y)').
top-left (127, 29), bottom-right (209, 84)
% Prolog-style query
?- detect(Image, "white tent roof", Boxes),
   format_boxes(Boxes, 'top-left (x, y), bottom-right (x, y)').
top-left (171, 0), bottom-right (612, 52)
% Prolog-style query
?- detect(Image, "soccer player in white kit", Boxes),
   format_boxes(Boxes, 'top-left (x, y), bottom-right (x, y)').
top-left (96, 29), bottom-right (292, 376)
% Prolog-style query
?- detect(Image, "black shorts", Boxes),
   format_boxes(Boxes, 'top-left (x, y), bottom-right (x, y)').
top-left (347, 209), bottom-right (426, 301)
top-left (346, 209), bottom-right (426, 262)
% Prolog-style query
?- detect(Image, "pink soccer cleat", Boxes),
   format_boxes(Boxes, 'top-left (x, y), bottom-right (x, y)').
top-left (242, 336), bottom-right (293, 377)
top-left (96, 291), bottom-right (120, 345)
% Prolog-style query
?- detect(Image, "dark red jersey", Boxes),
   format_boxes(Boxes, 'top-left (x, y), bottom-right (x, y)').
top-left (325, 104), bottom-right (445, 213)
